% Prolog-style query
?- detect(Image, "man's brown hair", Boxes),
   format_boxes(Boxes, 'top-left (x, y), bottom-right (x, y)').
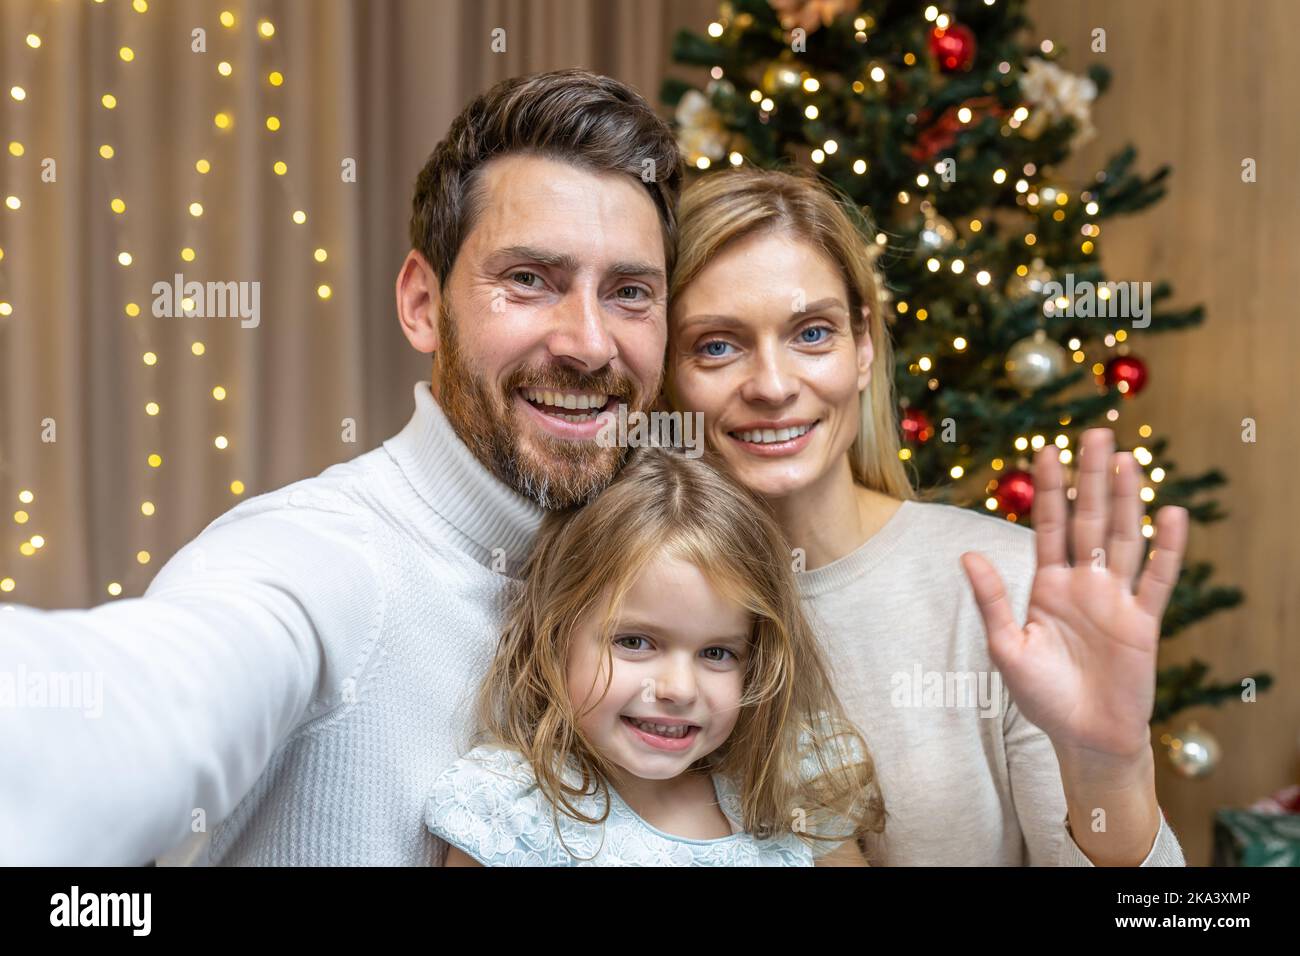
top-left (409, 69), bottom-right (684, 284)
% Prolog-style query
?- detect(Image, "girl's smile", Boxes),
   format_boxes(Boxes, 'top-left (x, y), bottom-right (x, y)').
top-left (620, 715), bottom-right (703, 751)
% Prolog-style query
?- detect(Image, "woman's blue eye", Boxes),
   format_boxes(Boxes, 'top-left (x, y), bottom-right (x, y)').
top-left (800, 325), bottom-right (832, 344)
top-left (700, 340), bottom-right (733, 358)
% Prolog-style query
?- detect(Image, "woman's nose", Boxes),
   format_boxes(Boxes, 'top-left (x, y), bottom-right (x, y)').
top-left (740, 341), bottom-right (800, 405)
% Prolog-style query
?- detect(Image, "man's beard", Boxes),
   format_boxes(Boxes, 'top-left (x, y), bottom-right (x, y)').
top-left (434, 299), bottom-right (657, 510)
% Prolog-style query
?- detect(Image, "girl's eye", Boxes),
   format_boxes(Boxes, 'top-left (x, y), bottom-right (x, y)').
top-left (701, 647), bottom-right (736, 662)
top-left (512, 271), bottom-right (541, 287)
top-left (699, 340), bottom-right (734, 358)
top-left (615, 636), bottom-right (650, 652)
top-left (800, 325), bottom-right (833, 344)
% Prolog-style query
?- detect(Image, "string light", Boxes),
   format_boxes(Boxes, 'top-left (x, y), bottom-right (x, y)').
top-left (3, 13), bottom-right (289, 595)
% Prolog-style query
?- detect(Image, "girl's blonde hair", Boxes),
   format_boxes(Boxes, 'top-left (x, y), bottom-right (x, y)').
top-left (669, 166), bottom-right (915, 501)
top-left (473, 444), bottom-right (885, 856)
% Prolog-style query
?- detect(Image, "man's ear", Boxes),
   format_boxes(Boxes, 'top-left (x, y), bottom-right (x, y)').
top-left (856, 305), bottom-right (874, 393)
top-left (395, 249), bottom-right (440, 354)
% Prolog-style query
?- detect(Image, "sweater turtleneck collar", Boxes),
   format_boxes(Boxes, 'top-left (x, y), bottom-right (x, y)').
top-left (383, 381), bottom-right (546, 575)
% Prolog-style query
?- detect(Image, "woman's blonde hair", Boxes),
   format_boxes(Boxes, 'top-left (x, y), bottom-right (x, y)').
top-left (472, 444), bottom-right (885, 858)
top-left (669, 166), bottom-right (915, 501)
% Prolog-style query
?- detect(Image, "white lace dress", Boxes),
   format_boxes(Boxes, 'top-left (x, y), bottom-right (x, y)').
top-left (426, 744), bottom-right (821, 866)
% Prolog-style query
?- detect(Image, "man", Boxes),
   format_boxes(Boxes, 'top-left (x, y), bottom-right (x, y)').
top-left (0, 69), bottom-right (682, 865)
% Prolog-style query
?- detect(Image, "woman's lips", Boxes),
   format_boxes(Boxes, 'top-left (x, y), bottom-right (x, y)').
top-left (726, 420), bottom-right (819, 457)
top-left (620, 715), bottom-right (700, 752)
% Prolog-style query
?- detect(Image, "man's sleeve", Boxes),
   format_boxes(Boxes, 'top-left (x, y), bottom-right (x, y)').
top-left (1004, 700), bottom-right (1186, 866)
top-left (0, 491), bottom-right (383, 865)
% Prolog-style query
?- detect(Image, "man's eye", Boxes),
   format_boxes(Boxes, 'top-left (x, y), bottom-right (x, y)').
top-left (512, 271), bottom-right (540, 287)
top-left (616, 285), bottom-right (646, 300)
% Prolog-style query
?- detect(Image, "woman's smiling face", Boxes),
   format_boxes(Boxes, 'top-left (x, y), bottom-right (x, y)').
top-left (666, 230), bottom-right (874, 500)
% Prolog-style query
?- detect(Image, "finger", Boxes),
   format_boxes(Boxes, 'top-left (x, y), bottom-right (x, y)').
top-left (960, 552), bottom-right (1024, 665)
top-left (1071, 428), bottom-right (1114, 567)
top-left (1106, 452), bottom-right (1145, 584)
top-left (1031, 443), bottom-right (1069, 568)
top-left (1135, 505), bottom-right (1189, 619)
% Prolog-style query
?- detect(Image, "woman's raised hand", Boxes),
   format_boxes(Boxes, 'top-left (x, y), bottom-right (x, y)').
top-left (960, 428), bottom-right (1189, 760)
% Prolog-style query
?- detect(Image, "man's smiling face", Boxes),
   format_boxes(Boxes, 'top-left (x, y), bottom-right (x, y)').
top-left (434, 154), bottom-right (669, 509)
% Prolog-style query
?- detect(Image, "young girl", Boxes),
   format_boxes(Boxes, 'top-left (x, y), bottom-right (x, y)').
top-left (426, 443), bottom-right (885, 866)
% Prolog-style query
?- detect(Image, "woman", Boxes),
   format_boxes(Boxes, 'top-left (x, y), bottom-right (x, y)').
top-left (663, 167), bottom-right (1188, 866)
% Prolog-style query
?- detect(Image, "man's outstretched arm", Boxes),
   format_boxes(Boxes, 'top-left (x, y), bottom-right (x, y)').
top-left (0, 493), bottom-right (382, 865)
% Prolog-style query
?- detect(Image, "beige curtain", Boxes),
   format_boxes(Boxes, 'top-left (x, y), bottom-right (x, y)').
top-left (0, 0), bottom-right (710, 608)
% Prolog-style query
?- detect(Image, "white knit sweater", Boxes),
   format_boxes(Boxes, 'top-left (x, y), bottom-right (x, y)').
top-left (0, 382), bottom-right (545, 865)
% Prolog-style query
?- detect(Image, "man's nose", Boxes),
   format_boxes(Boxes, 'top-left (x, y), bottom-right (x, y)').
top-left (546, 286), bottom-right (618, 373)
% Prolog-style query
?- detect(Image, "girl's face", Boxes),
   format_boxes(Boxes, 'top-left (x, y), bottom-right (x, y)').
top-left (666, 230), bottom-right (873, 500)
top-left (566, 552), bottom-right (751, 782)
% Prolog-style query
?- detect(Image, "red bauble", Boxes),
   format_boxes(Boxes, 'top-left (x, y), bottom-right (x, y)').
top-left (901, 407), bottom-right (934, 443)
top-left (1104, 355), bottom-right (1149, 397)
top-left (928, 23), bottom-right (977, 72)
top-left (994, 470), bottom-right (1034, 515)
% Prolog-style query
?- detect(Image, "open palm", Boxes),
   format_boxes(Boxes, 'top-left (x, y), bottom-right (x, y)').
top-left (961, 429), bottom-right (1189, 761)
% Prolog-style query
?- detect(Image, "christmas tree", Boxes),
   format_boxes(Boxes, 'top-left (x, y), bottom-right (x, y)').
top-left (663, 0), bottom-right (1263, 723)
